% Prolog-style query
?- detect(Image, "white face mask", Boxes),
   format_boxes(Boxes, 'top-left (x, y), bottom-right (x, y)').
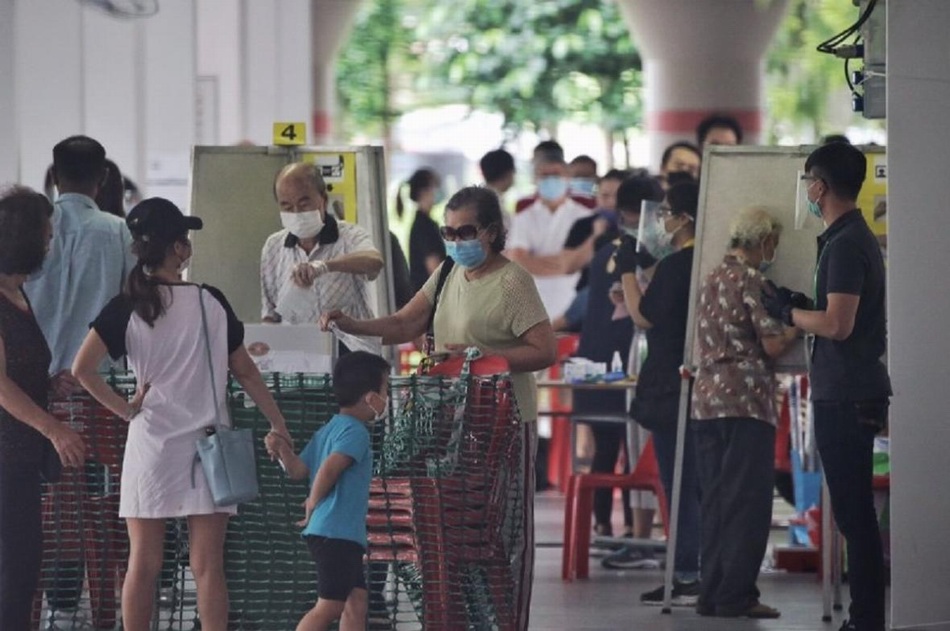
top-left (280, 210), bottom-right (324, 240)
top-left (367, 393), bottom-right (389, 422)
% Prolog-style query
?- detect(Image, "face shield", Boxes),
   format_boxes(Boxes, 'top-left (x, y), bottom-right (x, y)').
top-left (795, 170), bottom-right (824, 230)
top-left (637, 199), bottom-right (675, 262)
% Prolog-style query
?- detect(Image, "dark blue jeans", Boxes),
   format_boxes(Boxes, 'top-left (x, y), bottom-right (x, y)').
top-left (651, 419), bottom-right (701, 580)
top-left (813, 401), bottom-right (885, 631)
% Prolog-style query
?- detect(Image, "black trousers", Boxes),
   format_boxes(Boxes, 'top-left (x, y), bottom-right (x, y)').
top-left (0, 461), bottom-right (43, 630)
top-left (588, 422), bottom-right (632, 530)
top-left (814, 401), bottom-right (885, 631)
top-left (693, 418), bottom-right (774, 614)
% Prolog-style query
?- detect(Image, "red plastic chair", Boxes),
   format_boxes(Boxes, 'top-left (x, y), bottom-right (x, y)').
top-left (546, 334), bottom-right (579, 491)
top-left (561, 437), bottom-right (669, 580)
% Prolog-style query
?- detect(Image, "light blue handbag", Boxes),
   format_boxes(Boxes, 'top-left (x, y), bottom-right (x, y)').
top-left (193, 287), bottom-right (259, 506)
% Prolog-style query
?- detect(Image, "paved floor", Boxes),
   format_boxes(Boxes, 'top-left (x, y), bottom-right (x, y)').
top-left (529, 491), bottom-right (879, 631)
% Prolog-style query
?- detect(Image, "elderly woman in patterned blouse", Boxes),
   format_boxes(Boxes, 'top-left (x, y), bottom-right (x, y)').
top-left (690, 207), bottom-right (798, 620)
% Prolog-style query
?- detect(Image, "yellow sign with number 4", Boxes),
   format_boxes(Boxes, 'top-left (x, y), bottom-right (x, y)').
top-left (272, 122), bottom-right (306, 146)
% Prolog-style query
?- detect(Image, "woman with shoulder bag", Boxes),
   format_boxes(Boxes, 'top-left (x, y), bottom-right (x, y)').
top-left (72, 198), bottom-right (292, 631)
top-left (0, 188), bottom-right (86, 629)
top-left (321, 186), bottom-right (556, 630)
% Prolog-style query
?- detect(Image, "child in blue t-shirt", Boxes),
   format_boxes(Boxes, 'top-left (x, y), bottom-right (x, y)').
top-left (266, 350), bottom-right (390, 631)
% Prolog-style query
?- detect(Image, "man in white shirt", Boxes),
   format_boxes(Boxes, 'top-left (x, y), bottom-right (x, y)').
top-left (260, 162), bottom-right (383, 325)
top-left (507, 159), bottom-right (601, 318)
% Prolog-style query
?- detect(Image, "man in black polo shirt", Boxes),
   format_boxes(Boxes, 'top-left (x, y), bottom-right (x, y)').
top-left (763, 142), bottom-right (890, 631)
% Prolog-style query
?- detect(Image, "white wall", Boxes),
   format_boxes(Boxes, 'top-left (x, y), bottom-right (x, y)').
top-left (4, 0), bottom-right (313, 198)
top-left (0, 0), bottom-right (18, 185)
top-left (10, 0), bottom-right (196, 199)
top-left (887, 2), bottom-right (950, 629)
top-left (195, 0), bottom-right (311, 146)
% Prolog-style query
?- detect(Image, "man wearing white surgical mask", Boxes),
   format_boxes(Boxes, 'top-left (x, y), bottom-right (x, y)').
top-left (507, 158), bottom-right (599, 318)
top-left (260, 162), bottom-right (383, 325)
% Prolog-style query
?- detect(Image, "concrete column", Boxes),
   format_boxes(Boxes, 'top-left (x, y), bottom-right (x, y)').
top-left (617, 0), bottom-right (788, 168)
top-left (15, 0), bottom-right (84, 191)
top-left (243, 0), bottom-right (312, 144)
top-left (142, 1), bottom-right (196, 208)
top-left (0, 0), bottom-right (17, 185)
top-left (310, 0), bottom-right (363, 144)
top-left (197, 0), bottom-right (242, 144)
top-left (887, 2), bottom-right (950, 629)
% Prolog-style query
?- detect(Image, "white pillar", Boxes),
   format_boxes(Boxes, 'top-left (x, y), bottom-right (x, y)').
top-left (196, 0), bottom-right (242, 145)
top-left (244, 0), bottom-right (312, 144)
top-left (11, 0), bottom-right (195, 201)
top-left (0, 0), bottom-right (17, 185)
top-left (617, 0), bottom-right (787, 168)
top-left (310, 0), bottom-right (363, 144)
top-left (15, 0), bottom-right (84, 191)
top-left (887, 2), bottom-right (950, 629)
top-left (142, 0), bottom-right (197, 208)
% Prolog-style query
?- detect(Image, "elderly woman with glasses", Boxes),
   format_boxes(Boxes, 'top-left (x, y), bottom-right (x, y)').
top-left (690, 207), bottom-right (797, 619)
top-left (321, 185), bottom-right (556, 629)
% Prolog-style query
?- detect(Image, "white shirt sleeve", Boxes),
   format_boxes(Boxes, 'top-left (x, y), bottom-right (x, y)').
top-left (506, 210), bottom-right (532, 252)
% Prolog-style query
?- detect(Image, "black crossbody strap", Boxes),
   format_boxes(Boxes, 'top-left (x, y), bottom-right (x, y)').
top-left (425, 258), bottom-right (455, 355)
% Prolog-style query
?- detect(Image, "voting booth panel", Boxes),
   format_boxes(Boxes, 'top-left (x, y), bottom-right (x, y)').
top-left (686, 145), bottom-right (886, 373)
top-left (188, 145), bottom-right (394, 326)
top-left (657, 146), bottom-right (887, 610)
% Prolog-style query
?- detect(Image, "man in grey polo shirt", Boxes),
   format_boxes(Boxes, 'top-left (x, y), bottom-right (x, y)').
top-left (260, 162), bottom-right (383, 327)
top-left (25, 134), bottom-right (135, 630)
top-left (764, 142), bottom-right (890, 631)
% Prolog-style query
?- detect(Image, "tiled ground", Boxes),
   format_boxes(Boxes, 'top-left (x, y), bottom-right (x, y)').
top-left (529, 491), bottom-right (882, 631)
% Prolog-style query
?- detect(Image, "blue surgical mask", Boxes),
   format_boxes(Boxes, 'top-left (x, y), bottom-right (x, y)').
top-left (807, 198), bottom-right (822, 219)
top-left (570, 178), bottom-right (596, 196)
top-left (444, 239), bottom-right (488, 269)
top-left (538, 176), bottom-right (568, 202)
top-left (759, 243), bottom-right (776, 273)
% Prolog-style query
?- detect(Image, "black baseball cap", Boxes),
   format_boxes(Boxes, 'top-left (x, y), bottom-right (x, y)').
top-left (127, 197), bottom-right (203, 240)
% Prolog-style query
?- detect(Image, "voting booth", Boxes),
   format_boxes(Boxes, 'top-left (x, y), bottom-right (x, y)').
top-left (658, 145), bottom-right (888, 608)
top-left (187, 145), bottom-right (394, 323)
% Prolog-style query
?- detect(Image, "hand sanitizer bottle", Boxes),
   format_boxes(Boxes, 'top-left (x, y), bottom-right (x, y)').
top-left (610, 351), bottom-right (623, 374)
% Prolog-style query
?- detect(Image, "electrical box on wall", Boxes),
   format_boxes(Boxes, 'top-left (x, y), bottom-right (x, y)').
top-left (854, 0), bottom-right (886, 119)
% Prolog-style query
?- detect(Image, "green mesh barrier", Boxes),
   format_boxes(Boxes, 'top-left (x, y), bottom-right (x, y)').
top-left (36, 369), bottom-right (527, 631)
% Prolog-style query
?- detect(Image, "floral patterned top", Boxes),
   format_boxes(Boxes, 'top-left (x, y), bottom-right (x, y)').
top-left (691, 255), bottom-right (785, 425)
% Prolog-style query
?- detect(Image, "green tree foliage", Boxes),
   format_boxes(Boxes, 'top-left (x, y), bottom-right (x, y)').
top-left (336, 0), bottom-right (421, 142)
top-left (765, 0), bottom-right (873, 141)
top-left (430, 0), bottom-right (643, 140)
top-left (335, 0), bottom-right (642, 146)
top-left (335, 0), bottom-right (877, 148)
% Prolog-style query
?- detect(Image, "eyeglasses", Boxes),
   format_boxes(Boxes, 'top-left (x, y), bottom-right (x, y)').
top-left (439, 224), bottom-right (481, 241)
top-left (658, 204), bottom-right (674, 218)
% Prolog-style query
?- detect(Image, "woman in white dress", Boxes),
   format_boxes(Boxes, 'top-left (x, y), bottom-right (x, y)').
top-left (73, 198), bottom-right (292, 631)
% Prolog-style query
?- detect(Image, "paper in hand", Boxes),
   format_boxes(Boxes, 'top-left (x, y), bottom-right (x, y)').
top-left (328, 321), bottom-right (383, 356)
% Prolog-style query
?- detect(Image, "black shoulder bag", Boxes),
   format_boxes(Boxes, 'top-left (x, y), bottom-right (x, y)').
top-left (423, 258), bottom-right (455, 357)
